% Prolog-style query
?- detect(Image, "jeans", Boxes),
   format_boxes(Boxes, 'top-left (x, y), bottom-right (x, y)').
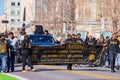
top-left (115, 53), bottom-right (120, 67)
top-left (109, 51), bottom-right (117, 70)
top-left (0, 53), bottom-right (7, 72)
top-left (107, 52), bottom-right (111, 66)
top-left (7, 51), bottom-right (16, 72)
top-left (21, 49), bottom-right (33, 70)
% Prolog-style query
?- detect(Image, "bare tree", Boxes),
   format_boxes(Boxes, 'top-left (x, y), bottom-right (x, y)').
top-left (104, 0), bottom-right (120, 33)
top-left (35, 0), bottom-right (76, 37)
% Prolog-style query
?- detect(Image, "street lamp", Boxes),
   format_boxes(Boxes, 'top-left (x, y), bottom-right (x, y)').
top-left (4, 13), bottom-right (7, 35)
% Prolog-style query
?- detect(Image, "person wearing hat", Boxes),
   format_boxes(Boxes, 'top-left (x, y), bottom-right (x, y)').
top-left (65, 34), bottom-right (73, 70)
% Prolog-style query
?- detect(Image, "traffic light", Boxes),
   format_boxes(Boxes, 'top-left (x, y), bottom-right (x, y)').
top-left (1, 20), bottom-right (9, 23)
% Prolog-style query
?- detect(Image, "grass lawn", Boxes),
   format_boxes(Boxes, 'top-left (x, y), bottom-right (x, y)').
top-left (0, 74), bottom-right (18, 80)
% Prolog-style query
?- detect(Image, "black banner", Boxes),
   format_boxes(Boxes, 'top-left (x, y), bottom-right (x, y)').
top-left (31, 43), bottom-right (105, 65)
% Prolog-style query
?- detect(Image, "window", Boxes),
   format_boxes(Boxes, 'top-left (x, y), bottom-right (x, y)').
top-left (11, 19), bottom-right (15, 22)
top-left (17, 11), bottom-right (20, 15)
top-left (18, 2), bottom-right (20, 6)
top-left (11, 10), bottom-right (15, 15)
top-left (11, 2), bottom-right (15, 6)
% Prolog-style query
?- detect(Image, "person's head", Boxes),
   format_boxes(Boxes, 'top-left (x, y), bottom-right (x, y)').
top-left (72, 34), bottom-right (75, 39)
top-left (100, 35), bottom-right (104, 38)
top-left (99, 36), bottom-right (104, 42)
top-left (112, 33), bottom-right (117, 40)
top-left (67, 34), bottom-right (72, 39)
top-left (1, 34), bottom-right (6, 40)
top-left (24, 35), bottom-right (28, 40)
top-left (44, 30), bottom-right (49, 35)
top-left (77, 33), bottom-right (81, 39)
top-left (106, 36), bottom-right (109, 40)
top-left (9, 32), bottom-right (14, 38)
top-left (88, 35), bottom-right (93, 40)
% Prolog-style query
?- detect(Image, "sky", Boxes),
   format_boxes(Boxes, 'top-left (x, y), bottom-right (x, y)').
top-left (0, 0), bottom-right (4, 16)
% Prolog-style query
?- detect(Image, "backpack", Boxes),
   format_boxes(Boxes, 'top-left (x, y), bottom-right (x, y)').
top-left (0, 40), bottom-right (7, 54)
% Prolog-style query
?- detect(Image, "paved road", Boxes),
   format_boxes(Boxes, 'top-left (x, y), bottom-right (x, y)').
top-left (3, 64), bottom-right (120, 80)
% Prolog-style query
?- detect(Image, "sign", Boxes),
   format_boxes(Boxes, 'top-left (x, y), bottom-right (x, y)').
top-left (2, 20), bottom-right (9, 23)
top-left (31, 43), bottom-right (105, 65)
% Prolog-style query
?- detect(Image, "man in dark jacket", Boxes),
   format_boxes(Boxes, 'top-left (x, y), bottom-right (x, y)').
top-left (107, 33), bottom-right (120, 72)
top-left (75, 33), bottom-right (83, 44)
top-left (65, 34), bottom-right (73, 70)
top-left (21, 35), bottom-right (36, 72)
top-left (85, 35), bottom-right (96, 45)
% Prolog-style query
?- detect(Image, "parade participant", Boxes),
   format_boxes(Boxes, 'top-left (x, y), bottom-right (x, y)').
top-left (7, 32), bottom-right (19, 72)
top-left (96, 35), bottom-right (105, 46)
top-left (0, 34), bottom-right (10, 72)
top-left (105, 36), bottom-right (111, 67)
top-left (85, 35), bottom-right (96, 45)
top-left (72, 34), bottom-right (76, 42)
top-left (96, 36), bottom-right (106, 66)
top-left (107, 33), bottom-right (120, 72)
top-left (16, 31), bottom-right (26, 63)
top-left (65, 34), bottom-right (73, 70)
top-left (75, 33), bottom-right (83, 44)
top-left (21, 35), bottom-right (36, 72)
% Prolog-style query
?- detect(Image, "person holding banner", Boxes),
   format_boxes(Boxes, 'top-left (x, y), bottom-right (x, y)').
top-left (75, 33), bottom-right (83, 44)
top-left (21, 35), bottom-right (36, 72)
top-left (107, 33), bottom-right (120, 72)
top-left (65, 34), bottom-right (73, 70)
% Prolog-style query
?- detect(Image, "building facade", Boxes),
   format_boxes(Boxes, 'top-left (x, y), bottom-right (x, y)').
top-left (75, 0), bottom-right (120, 38)
top-left (0, 15), bottom-right (6, 33)
top-left (4, 0), bottom-right (21, 32)
top-left (3, 0), bottom-right (120, 38)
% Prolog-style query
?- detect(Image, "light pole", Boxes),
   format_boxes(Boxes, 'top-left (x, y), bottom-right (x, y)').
top-left (4, 13), bottom-right (7, 35)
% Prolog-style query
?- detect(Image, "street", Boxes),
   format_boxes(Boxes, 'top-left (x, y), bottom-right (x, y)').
top-left (3, 64), bottom-right (120, 80)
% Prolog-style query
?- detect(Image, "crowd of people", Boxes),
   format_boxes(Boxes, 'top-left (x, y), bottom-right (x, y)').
top-left (57, 32), bottom-right (120, 72)
top-left (0, 31), bottom-right (36, 73)
top-left (0, 30), bottom-right (120, 73)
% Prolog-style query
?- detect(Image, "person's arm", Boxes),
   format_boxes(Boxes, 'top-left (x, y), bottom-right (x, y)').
top-left (8, 48), bottom-right (11, 57)
top-left (103, 40), bottom-right (109, 47)
top-left (81, 38), bottom-right (83, 43)
top-left (7, 40), bottom-right (11, 57)
top-left (118, 40), bottom-right (120, 48)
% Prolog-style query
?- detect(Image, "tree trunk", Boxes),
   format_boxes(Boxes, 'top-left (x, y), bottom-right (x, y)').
top-left (112, 20), bottom-right (118, 33)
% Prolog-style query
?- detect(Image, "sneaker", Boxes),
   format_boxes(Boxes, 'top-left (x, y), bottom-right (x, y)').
top-left (7, 70), bottom-right (9, 73)
top-left (1, 71), bottom-right (8, 73)
top-left (67, 68), bottom-right (72, 70)
top-left (22, 70), bottom-right (28, 72)
top-left (1, 71), bottom-right (3, 73)
top-left (30, 68), bottom-right (36, 72)
top-left (111, 70), bottom-right (116, 73)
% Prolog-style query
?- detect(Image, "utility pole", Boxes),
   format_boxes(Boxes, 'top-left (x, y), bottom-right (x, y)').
top-left (4, 13), bottom-right (7, 35)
